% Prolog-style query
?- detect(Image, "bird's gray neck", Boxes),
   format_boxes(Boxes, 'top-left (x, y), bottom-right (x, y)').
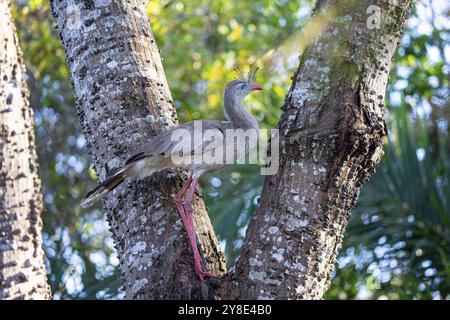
top-left (223, 91), bottom-right (259, 132)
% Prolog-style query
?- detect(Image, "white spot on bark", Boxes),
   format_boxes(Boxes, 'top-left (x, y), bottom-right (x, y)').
top-left (265, 278), bottom-right (281, 285)
top-left (268, 226), bottom-right (279, 234)
top-left (299, 219), bottom-right (309, 227)
top-left (249, 270), bottom-right (266, 282)
top-left (130, 118), bottom-right (140, 126)
top-left (290, 82), bottom-right (316, 109)
top-left (296, 285), bottom-right (306, 295)
top-left (106, 60), bottom-right (118, 69)
top-left (293, 262), bottom-right (305, 271)
top-left (272, 247), bottom-right (285, 262)
top-left (272, 253), bottom-right (283, 262)
top-left (132, 253), bottom-right (153, 270)
top-left (140, 215), bottom-right (147, 224)
top-left (129, 241), bottom-right (146, 255)
top-left (131, 278), bottom-right (148, 295)
top-left (144, 114), bottom-right (155, 123)
top-left (304, 58), bottom-right (317, 68)
top-left (166, 171), bottom-right (176, 178)
top-left (94, 0), bottom-right (111, 7)
top-left (128, 207), bottom-right (137, 222)
top-left (249, 258), bottom-right (262, 267)
top-left (286, 216), bottom-right (309, 231)
top-left (108, 157), bottom-right (121, 169)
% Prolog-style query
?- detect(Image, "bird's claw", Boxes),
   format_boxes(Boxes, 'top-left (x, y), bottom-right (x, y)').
top-left (196, 268), bottom-right (217, 280)
top-left (194, 259), bottom-right (217, 280)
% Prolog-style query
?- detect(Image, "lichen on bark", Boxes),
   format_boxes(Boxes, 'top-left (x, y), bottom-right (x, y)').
top-left (0, 0), bottom-right (51, 300)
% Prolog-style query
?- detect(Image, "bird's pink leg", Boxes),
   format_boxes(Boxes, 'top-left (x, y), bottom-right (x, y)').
top-left (184, 177), bottom-right (216, 279)
top-left (174, 176), bottom-right (192, 218)
top-left (174, 176), bottom-right (191, 228)
top-left (174, 177), bottom-right (197, 274)
top-left (174, 176), bottom-right (214, 280)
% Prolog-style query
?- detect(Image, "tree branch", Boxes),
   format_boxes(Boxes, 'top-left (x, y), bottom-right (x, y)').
top-left (0, 0), bottom-right (51, 299)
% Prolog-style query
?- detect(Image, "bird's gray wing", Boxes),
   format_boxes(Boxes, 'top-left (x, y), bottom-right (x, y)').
top-left (125, 120), bottom-right (232, 165)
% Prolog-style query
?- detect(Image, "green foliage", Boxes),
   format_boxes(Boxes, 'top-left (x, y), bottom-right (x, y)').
top-left (203, 166), bottom-right (263, 264)
top-left (146, 0), bottom-right (313, 127)
top-left (327, 105), bottom-right (449, 299)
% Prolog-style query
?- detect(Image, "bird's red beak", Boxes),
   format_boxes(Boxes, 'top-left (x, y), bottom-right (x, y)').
top-left (250, 83), bottom-right (263, 92)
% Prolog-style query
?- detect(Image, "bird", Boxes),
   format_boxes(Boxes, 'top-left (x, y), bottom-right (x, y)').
top-left (80, 67), bottom-right (262, 280)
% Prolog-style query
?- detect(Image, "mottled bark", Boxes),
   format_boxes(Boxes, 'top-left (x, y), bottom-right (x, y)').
top-left (220, 0), bottom-right (414, 299)
top-left (50, 0), bottom-right (225, 299)
top-left (0, 0), bottom-right (51, 300)
top-left (51, 0), bottom-right (412, 300)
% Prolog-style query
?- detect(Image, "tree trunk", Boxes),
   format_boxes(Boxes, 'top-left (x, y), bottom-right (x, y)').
top-left (50, 0), bottom-right (226, 299)
top-left (219, 0), bottom-right (414, 299)
top-left (0, 0), bottom-right (51, 300)
top-left (51, 0), bottom-right (412, 299)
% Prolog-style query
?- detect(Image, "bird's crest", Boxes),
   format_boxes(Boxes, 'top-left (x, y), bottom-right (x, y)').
top-left (234, 66), bottom-right (259, 84)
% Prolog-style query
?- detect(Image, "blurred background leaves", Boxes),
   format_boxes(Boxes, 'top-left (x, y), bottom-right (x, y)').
top-left (9, 0), bottom-right (449, 299)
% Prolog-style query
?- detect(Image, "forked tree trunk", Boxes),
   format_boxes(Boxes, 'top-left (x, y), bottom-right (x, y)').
top-left (52, 0), bottom-right (412, 299)
top-left (0, 0), bottom-right (51, 300)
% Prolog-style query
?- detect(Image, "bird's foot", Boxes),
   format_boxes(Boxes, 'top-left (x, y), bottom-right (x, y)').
top-left (195, 267), bottom-right (217, 280)
top-left (194, 257), bottom-right (217, 280)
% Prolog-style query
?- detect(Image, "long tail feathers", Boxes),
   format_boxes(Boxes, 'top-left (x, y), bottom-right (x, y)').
top-left (80, 166), bottom-right (129, 208)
